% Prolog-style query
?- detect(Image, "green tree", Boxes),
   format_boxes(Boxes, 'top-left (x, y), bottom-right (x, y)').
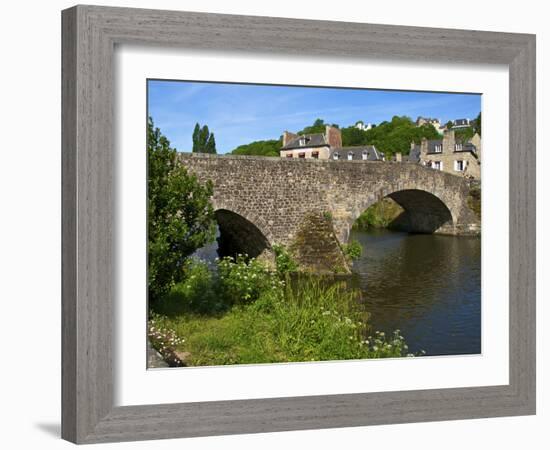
top-left (231, 139), bottom-right (282, 157)
top-left (192, 123), bottom-right (217, 154)
top-left (148, 117), bottom-right (216, 302)
top-left (471, 112), bottom-right (481, 136)
top-left (192, 123), bottom-right (201, 153)
top-left (359, 116), bottom-right (439, 157)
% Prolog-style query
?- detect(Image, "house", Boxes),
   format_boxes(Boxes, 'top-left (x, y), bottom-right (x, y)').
top-left (330, 145), bottom-right (383, 161)
top-left (451, 118), bottom-right (471, 129)
top-left (280, 126), bottom-right (383, 161)
top-left (411, 130), bottom-right (481, 179)
top-left (416, 116), bottom-right (443, 133)
top-left (354, 120), bottom-right (373, 131)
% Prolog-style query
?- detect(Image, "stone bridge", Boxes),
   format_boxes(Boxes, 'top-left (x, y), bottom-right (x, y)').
top-left (179, 153), bottom-right (480, 272)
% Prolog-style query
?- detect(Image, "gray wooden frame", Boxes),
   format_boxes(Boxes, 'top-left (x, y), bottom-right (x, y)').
top-left (61, 4), bottom-right (536, 444)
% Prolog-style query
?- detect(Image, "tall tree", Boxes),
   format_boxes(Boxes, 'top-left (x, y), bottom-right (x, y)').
top-left (471, 112), bottom-right (482, 136)
top-left (192, 123), bottom-right (217, 154)
top-left (192, 123), bottom-right (201, 153)
top-left (148, 117), bottom-right (216, 301)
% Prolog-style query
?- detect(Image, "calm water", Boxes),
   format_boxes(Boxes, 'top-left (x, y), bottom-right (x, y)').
top-left (350, 229), bottom-right (481, 356)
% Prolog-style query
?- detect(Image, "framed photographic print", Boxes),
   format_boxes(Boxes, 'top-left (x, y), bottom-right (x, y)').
top-left (61, 5), bottom-right (536, 444)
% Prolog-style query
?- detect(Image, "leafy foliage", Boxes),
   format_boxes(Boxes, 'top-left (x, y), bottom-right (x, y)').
top-left (192, 122), bottom-right (217, 153)
top-left (231, 139), bottom-right (282, 157)
top-left (342, 240), bottom-right (363, 261)
top-left (470, 112), bottom-right (482, 136)
top-left (148, 117), bottom-right (216, 302)
top-left (355, 116), bottom-right (440, 157)
top-left (217, 255), bottom-right (284, 306)
top-left (296, 118), bottom-right (339, 135)
top-left (353, 198), bottom-right (404, 230)
top-left (454, 127), bottom-right (475, 142)
top-left (272, 244), bottom-right (298, 275)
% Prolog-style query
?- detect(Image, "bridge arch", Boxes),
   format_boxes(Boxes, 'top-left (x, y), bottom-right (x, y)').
top-left (212, 204), bottom-right (272, 260)
top-left (342, 185), bottom-right (456, 243)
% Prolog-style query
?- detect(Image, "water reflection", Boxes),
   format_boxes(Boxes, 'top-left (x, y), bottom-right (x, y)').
top-left (350, 229), bottom-right (481, 356)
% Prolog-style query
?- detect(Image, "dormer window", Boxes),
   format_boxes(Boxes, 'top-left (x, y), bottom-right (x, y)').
top-left (333, 152), bottom-right (339, 160)
top-left (455, 143), bottom-right (463, 151)
top-left (347, 152), bottom-right (354, 160)
top-left (362, 150), bottom-right (368, 160)
top-left (299, 137), bottom-right (306, 146)
top-left (434, 144), bottom-right (443, 153)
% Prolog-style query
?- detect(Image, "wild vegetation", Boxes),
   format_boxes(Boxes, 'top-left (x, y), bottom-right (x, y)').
top-left (149, 256), bottom-right (412, 366)
top-left (353, 198), bottom-right (404, 230)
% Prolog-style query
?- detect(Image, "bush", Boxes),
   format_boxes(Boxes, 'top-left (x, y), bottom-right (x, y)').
top-left (153, 258), bottom-right (221, 315)
top-left (272, 244), bottom-right (298, 275)
top-left (343, 240), bottom-right (363, 260)
top-left (217, 255), bottom-right (283, 306)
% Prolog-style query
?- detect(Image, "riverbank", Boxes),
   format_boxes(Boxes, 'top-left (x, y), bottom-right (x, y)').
top-left (148, 257), bottom-right (411, 367)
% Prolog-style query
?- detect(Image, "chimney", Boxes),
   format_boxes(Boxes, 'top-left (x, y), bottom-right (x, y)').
top-left (395, 152), bottom-right (402, 162)
top-left (420, 137), bottom-right (428, 156)
top-left (282, 131), bottom-right (298, 147)
top-left (325, 125), bottom-right (342, 148)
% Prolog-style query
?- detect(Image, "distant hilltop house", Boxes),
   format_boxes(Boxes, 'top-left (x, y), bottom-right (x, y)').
top-left (354, 120), bottom-right (373, 131)
top-left (409, 130), bottom-right (481, 179)
top-left (280, 126), bottom-right (384, 161)
top-left (416, 116), bottom-right (445, 134)
top-left (451, 118), bottom-right (472, 129)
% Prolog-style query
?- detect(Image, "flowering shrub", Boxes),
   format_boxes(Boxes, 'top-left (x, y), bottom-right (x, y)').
top-left (272, 244), bottom-right (298, 275)
top-left (217, 254), bottom-right (284, 306)
top-left (148, 313), bottom-right (186, 366)
top-left (360, 329), bottom-right (418, 358)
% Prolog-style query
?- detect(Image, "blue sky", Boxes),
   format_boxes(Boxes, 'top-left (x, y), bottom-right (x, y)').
top-left (147, 80), bottom-right (481, 154)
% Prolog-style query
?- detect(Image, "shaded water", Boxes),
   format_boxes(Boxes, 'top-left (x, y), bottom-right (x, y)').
top-left (350, 229), bottom-right (481, 356)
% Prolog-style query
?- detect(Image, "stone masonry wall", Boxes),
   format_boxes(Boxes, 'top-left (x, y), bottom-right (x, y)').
top-left (178, 153), bottom-right (480, 271)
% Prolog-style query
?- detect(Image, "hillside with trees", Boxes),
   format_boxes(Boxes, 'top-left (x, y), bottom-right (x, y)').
top-left (231, 139), bottom-right (282, 157)
top-left (228, 114), bottom-right (480, 158)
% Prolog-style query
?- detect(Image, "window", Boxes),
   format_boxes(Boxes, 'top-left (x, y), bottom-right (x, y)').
top-left (434, 144), bottom-right (443, 153)
top-left (311, 151), bottom-right (319, 159)
top-left (286, 153), bottom-right (293, 158)
top-left (298, 152), bottom-right (305, 159)
top-left (455, 160), bottom-right (465, 171)
top-left (299, 138), bottom-right (306, 146)
top-left (362, 150), bottom-right (368, 160)
top-left (433, 161), bottom-right (442, 170)
top-left (455, 143), bottom-right (463, 151)
top-left (348, 152), bottom-right (354, 160)
top-left (333, 152), bottom-right (339, 160)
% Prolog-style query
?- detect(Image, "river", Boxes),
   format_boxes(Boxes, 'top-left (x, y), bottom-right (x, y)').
top-left (349, 228), bottom-right (481, 356)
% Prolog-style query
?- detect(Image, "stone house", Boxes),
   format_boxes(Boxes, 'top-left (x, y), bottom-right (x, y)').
top-left (411, 130), bottom-right (481, 179)
top-left (416, 116), bottom-right (443, 133)
top-left (452, 118), bottom-right (471, 129)
top-left (280, 126), bottom-right (383, 161)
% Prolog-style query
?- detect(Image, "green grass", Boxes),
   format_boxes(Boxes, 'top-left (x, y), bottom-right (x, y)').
top-left (149, 260), bottom-right (411, 366)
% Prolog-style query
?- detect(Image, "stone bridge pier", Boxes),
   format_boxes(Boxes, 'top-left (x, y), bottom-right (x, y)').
top-left (179, 153), bottom-right (480, 273)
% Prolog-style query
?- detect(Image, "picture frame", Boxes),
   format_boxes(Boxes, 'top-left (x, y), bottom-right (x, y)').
top-left (61, 4), bottom-right (536, 444)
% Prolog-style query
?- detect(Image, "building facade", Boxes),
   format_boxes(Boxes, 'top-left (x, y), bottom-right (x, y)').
top-left (412, 130), bottom-right (481, 179)
top-left (280, 126), bottom-right (383, 161)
